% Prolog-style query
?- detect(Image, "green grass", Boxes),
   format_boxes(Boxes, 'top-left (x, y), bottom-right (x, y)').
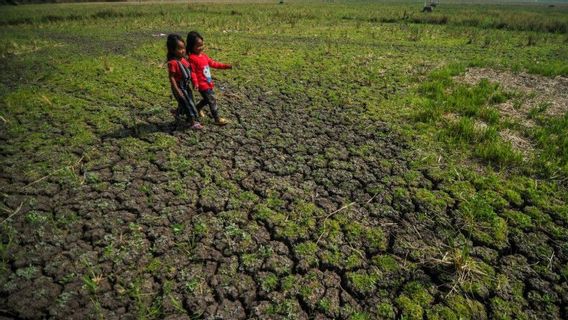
top-left (530, 112), bottom-right (568, 178)
top-left (1, 1), bottom-right (567, 318)
top-left (409, 61), bottom-right (566, 174)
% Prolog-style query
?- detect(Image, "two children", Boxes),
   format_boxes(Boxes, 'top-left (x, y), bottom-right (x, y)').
top-left (166, 32), bottom-right (232, 129)
top-left (166, 34), bottom-right (202, 130)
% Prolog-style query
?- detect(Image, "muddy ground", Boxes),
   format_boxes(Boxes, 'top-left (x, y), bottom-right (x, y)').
top-left (1, 79), bottom-right (567, 319)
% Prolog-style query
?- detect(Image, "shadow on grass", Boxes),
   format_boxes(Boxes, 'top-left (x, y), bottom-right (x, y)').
top-left (101, 120), bottom-right (190, 140)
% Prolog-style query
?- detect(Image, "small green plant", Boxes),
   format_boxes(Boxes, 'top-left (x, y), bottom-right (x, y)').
top-left (458, 195), bottom-right (509, 248)
top-left (528, 102), bottom-right (551, 119)
top-left (168, 294), bottom-right (186, 314)
top-left (25, 211), bottom-right (48, 224)
top-left (145, 258), bottom-right (162, 274)
top-left (347, 270), bottom-right (378, 295)
top-left (192, 220), bottom-right (208, 236)
top-left (172, 223), bottom-right (184, 235)
top-left (16, 265), bottom-right (38, 280)
top-left (56, 291), bottom-right (74, 308)
top-left (129, 278), bottom-right (162, 319)
top-left (82, 272), bottom-right (102, 294)
top-left (377, 302), bottom-right (396, 318)
top-left (260, 273), bottom-right (279, 292)
top-left (185, 277), bottom-right (200, 293)
top-left (396, 295), bottom-right (424, 320)
top-left (103, 243), bottom-right (115, 259)
top-left (241, 252), bottom-right (262, 270)
top-left (373, 255), bottom-right (399, 273)
top-left (350, 312), bottom-right (371, 320)
top-left (318, 297), bottom-right (332, 313)
top-left (61, 272), bottom-right (77, 284)
top-left (168, 180), bottom-right (188, 199)
top-left (293, 241), bottom-right (319, 267)
top-left (84, 172), bottom-right (100, 184)
top-left (140, 183), bottom-right (152, 195)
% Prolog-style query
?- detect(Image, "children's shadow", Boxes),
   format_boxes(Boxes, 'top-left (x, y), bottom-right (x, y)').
top-left (101, 120), bottom-right (185, 140)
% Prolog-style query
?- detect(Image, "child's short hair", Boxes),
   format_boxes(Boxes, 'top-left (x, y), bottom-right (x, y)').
top-left (166, 34), bottom-right (184, 61)
top-left (186, 31), bottom-right (203, 54)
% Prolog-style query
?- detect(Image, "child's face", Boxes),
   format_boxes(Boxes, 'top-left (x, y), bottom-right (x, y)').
top-left (192, 38), bottom-right (204, 54)
top-left (175, 40), bottom-right (186, 58)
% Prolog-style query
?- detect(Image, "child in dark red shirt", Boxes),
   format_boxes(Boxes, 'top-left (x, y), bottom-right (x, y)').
top-left (166, 34), bottom-right (203, 130)
top-left (186, 31), bottom-right (232, 126)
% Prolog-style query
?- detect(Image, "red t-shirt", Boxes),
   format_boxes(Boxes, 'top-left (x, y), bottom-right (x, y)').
top-left (188, 53), bottom-right (230, 91)
top-left (167, 57), bottom-right (191, 83)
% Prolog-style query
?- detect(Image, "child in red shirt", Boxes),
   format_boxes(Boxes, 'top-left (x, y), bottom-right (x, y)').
top-left (186, 31), bottom-right (232, 126)
top-left (166, 34), bottom-right (203, 130)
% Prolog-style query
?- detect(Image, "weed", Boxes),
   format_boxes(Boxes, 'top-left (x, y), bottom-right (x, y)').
top-left (25, 211), bottom-right (48, 225)
top-left (102, 242), bottom-right (115, 260)
top-left (140, 183), bottom-right (152, 195)
top-left (347, 270), bottom-right (378, 295)
top-left (168, 294), bottom-right (186, 314)
top-left (317, 297), bottom-right (332, 313)
top-left (260, 273), bottom-right (279, 292)
top-left (396, 295), bottom-right (424, 320)
top-left (56, 291), bottom-right (74, 308)
top-left (458, 195), bottom-right (509, 248)
top-left (16, 265), bottom-right (38, 280)
top-left (172, 223), bottom-right (184, 235)
top-left (474, 140), bottom-right (523, 168)
top-left (84, 172), bottom-right (100, 184)
top-left (373, 255), bottom-right (399, 273)
top-left (528, 102), bottom-right (551, 118)
top-left (168, 180), bottom-right (188, 200)
top-left (530, 112), bottom-right (568, 177)
top-left (293, 241), bottom-right (319, 268)
top-left (129, 278), bottom-right (162, 319)
top-left (350, 312), bottom-right (371, 320)
top-left (146, 258), bottom-right (162, 274)
top-left (82, 272), bottom-right (103, 294)
top-left (504, 189), bottom-right (523, 207)
top-left (184, 277), bottom-right (199, 294)
top-left (377, 302), bottom-right (396, 318)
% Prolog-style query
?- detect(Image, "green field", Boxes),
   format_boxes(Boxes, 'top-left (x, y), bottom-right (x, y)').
top-left (1, 1), bottom-right (568, 319)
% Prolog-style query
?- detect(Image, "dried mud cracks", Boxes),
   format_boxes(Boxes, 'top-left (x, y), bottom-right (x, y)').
top-left (1, 88), bottom-right (567, 319)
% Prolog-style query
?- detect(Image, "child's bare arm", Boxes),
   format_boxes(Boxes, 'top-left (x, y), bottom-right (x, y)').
top-left (208, 57), bottom-right (232, 69)
top-left (169, 75), bottom-right (184, 99)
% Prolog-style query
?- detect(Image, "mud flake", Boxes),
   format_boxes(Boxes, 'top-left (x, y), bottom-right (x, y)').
top-left (264, 254), bottom-right (294, 275)
top-left (6, 276), bottom-right (62, 318)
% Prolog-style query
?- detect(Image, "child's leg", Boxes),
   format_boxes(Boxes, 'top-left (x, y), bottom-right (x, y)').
top-left (195, 99), bottom-right (207, 118)
top-left (195, 98), bottom-right (207, 113)
top-left (180, 88), bottom-right (199, 122)
top-left (199, 90), bottom-right (219, 120)
top-left (172, 101), bottom-right (182, 119)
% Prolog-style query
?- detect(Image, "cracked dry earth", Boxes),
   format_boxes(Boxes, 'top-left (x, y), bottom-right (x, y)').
top-left (1, 86), bottom-right (567, 319)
